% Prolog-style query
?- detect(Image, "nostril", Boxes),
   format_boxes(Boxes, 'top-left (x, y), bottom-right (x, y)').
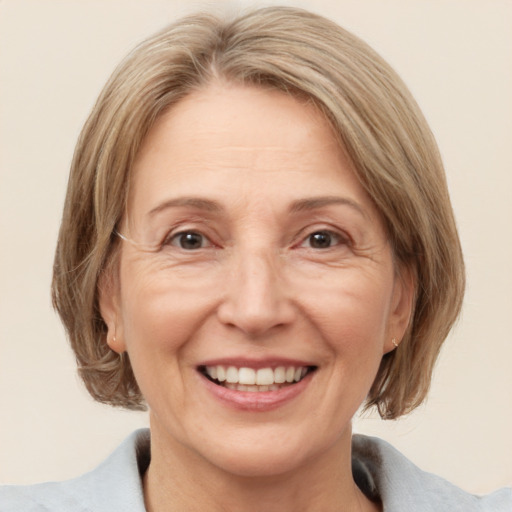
top-left (215, 257), bottom-right (295, 336)
top-left (217, 302), bottom-right (295, 337)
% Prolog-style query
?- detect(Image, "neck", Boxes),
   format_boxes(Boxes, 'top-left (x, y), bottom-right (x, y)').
top-left (143, 420), bottom-right (380, 512)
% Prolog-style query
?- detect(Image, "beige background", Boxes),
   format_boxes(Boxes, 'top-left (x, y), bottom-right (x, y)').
top-left (1, 0), bottom-right (511, 494)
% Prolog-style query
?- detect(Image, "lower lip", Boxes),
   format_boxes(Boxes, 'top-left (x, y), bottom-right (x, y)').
top-left (199, 373), bottom-right (313, 412)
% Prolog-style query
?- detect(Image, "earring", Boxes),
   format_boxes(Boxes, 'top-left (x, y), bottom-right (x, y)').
top-left (392, 337), bottom-right (399, 348)
top-left (109, 326), bottom-right (117, 347)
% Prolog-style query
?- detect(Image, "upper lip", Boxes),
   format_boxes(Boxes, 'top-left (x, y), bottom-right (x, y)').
top-left (196, 357), bottom-right (316, 370)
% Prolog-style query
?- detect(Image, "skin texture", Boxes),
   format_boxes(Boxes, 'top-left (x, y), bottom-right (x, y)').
top-left (100, 83), bottom-right (413, 512)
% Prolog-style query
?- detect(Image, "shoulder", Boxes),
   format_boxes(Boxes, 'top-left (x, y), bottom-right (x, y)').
top-left (0, 429), bottom-right (150, 512)
top-left (352, 434), bottom-right (512, 512)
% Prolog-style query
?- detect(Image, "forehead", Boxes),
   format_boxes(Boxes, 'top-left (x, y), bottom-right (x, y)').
top-left (128, 82), bottom-right (371, 219)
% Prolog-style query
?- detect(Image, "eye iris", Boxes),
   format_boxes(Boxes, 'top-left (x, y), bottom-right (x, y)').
top-left (179, 232), bottom-right (203, 249)
top-left (310, 231), bottom-right (332, 248)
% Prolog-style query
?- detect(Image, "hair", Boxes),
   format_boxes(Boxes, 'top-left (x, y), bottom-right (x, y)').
top-left (52, 5), bottom-right (465, 419)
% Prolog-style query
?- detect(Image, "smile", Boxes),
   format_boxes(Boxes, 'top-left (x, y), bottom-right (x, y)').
top-left (199, 365), bottom-right (317, 392)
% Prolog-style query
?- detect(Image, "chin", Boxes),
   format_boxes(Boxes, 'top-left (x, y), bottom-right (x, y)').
top-left (185, 420), bottom-right (346, 479)
top-left (207, 442), bottom-right (313, 478)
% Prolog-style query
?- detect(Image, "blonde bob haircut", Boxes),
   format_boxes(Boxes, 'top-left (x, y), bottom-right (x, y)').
top-left (52, 6), bottom-right (465, 419)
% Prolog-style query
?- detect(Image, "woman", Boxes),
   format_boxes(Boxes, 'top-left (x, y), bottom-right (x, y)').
top-left (1, 6), bottom-right (510, 511)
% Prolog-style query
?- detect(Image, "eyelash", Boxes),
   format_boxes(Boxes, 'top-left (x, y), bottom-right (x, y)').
top-left (165, 230), bottom-right (214, 250)
top-left (164, 228), bottom-right (350, 251)
top-left (298, 230), bottom-right (349, 250)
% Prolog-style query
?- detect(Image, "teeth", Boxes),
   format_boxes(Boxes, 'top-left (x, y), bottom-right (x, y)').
top-left (208, 366), bottom-right (217, 380)
top-left (204, 364), bottom-right (311, 389)
top-left (216, 366), bottom-right (226, 382)
top-left (226, 366), bottom-right (238, 383)
top-left (238, 367), bottom-right (256, 385)
top-left (274, 366), bottom-right (286, 383)
top-left (256, 368), bottom-right (274, 385)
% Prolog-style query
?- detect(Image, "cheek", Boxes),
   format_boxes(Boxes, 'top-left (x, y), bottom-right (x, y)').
top-left (315, 277), bottom-right (392, 391)
top-left (122, 291), bottom-right (203, 351)
top-left (117, 275), bottom-right (216, 412)
top-left (300, 270), bottom-right (394, 348)
top-left (117, 263), bottom-right (219, 370)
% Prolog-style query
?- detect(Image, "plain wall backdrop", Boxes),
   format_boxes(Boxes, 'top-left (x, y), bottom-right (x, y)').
top-left (1, 0), bottom-right (511, 494)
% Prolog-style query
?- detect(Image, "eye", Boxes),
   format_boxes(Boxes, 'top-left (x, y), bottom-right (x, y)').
top-left (301, 230), bottom-right (345, 249)
top-left (168, 231), bottom-right (211, 250)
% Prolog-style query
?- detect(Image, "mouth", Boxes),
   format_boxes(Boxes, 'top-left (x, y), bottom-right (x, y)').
top-left (198, 364), bottom-right (317, 392)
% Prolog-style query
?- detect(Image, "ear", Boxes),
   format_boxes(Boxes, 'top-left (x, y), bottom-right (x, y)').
top-left (98, 267), bottom-right (126, 354)
top-left (383, 264), bottom-right (415, 354)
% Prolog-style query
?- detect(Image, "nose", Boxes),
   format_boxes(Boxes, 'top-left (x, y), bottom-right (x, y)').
top-left (216, 248), bottom-right (296, 338)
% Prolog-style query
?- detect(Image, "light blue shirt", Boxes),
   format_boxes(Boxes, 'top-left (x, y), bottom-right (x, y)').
top-left (1, 429), bottom-right (510, 511)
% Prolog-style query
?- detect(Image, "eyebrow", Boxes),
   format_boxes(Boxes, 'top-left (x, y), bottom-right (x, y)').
top-left (147, 195), bottom-right (368, 218)
top-left (289, 196), bottom-right (368, 218)
top-left (148, 197), bottom-right (222, 217)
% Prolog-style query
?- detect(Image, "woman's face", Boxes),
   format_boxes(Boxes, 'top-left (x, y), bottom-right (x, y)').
top-left (102, 83), bottom-right (412, 477)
